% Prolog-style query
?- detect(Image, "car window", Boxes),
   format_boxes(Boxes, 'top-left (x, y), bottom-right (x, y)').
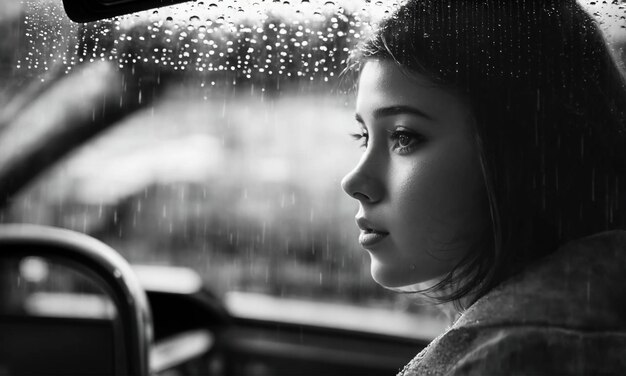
top-left (1, 0), bottom-right (624, 337)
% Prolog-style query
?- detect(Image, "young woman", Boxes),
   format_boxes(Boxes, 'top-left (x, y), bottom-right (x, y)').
top-left (341, 0), bottom-right (626, 374)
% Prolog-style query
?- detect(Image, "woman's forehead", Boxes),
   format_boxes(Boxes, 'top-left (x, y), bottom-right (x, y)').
top-left (356, 60), bottom-right (469, 123)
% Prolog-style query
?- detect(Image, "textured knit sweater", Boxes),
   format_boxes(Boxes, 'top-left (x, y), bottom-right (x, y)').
top-left (400, 230), bottom-right (626, 375)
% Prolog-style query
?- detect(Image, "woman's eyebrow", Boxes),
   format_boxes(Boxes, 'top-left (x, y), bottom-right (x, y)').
top-left (373, 105), bottom-right (433, 121)
top-left (355, 105), bottom-right (433, 123)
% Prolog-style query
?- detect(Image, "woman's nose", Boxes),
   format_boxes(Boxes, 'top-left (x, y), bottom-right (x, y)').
top-left (341, 161), bottom-right (384, 204)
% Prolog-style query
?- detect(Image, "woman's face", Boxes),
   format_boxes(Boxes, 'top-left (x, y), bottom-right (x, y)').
top-left (341, 59), bottom-right (490, 288)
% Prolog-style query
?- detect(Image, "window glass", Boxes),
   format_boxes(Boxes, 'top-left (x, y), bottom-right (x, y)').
top-left (1, 0), bottom-right (624, 336)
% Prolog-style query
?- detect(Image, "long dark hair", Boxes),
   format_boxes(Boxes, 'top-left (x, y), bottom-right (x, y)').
top-left (348, 0), bottom-right (626, 306)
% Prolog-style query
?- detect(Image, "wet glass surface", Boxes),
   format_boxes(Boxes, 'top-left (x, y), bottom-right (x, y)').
top-left (0, 0), bottom-right (624, 334)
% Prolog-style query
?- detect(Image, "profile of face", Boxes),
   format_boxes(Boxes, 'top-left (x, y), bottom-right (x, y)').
top-left (341, 59), bottom-right (490, 288)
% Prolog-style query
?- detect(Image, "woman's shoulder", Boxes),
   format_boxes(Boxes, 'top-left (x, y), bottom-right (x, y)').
top-left (402, 323), bottom-right (626, 375)
top-left (400, 230), bottom-right (626, 376)
top-left (458, 229), bottom-right (626, 332)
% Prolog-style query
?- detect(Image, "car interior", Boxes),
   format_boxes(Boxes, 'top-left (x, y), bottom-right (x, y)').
top-left (0, 0), bottom-right (624, 375)
top-left (0, 224), bottom-right (428, 375)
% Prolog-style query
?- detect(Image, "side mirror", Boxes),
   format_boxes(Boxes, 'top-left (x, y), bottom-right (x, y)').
top-left (62, 0), bottom-right (193, 22)
top-left (0, 224), bottom-right (152, 376)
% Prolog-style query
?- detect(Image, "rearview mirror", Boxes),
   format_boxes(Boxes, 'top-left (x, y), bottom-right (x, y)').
top-left (62, 0), bottom-right (193, 22)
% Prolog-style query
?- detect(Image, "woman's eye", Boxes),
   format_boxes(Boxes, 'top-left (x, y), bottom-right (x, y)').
top-left (350, 131), bottom-right (369, 148)
top-left (397, 134), bottom-right (412, 148)
top-left (389, 130), bottom-right (425, 153)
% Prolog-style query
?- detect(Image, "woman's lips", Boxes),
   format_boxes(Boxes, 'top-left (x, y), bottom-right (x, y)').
top-left (358, 229), bottom-right (389, 248)
top-left (355, 217), bottom-right (389, 248)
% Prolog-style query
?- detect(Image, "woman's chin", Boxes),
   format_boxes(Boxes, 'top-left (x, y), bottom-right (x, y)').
top-left (370, 259), bottom-right (419, 288)
top-left (370, 258), bottom-right (444, 291)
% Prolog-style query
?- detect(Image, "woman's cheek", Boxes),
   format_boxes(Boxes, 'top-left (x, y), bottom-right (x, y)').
top-left (394, 139), bottom-right (483, 253)
top-left (389, 154), bottom-right (440, 241)
top-left (422, 138), bottom-right (488, 248)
